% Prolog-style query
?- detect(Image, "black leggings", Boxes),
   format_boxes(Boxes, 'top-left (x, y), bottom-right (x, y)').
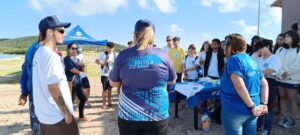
top-left (118, 118), bottom-right (168, 135)
top-left (72, 81), bottom-right (86, 118)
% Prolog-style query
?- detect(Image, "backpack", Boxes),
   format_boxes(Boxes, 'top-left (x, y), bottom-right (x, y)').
top-left (101, 51), bottom-right (116, 70)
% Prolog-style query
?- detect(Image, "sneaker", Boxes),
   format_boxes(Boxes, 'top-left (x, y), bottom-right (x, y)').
top-left (79, 116), bottom-right (89, 121)
top-left (85, 102), bottom-right (92, 107)
top-left (278, 117), bottom-right (286, 126)
top-left (282, 117), bottom-right (296, 128)
top-left (261, 130), bottom-right (270, 135)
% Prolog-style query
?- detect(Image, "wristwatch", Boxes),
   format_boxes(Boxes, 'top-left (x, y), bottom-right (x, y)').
top-left (248, 105), bottom-right (255, 110)
top-left (260, 102), bottom-right (267, 105)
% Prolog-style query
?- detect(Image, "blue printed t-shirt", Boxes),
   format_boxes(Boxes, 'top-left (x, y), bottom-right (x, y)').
top-left (109, 46), bottom-right (176, 121)
top-left (221, 53), bottom-right (264, 115)
top-left (64, 56), bottom-right (79, 81)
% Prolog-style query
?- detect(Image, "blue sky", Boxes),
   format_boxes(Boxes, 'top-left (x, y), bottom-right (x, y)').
top-left (0, 0), bottom-right (282, 50)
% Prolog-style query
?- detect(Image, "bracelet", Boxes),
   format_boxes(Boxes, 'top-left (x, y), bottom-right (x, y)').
top-left (260, 102), bottom-right (267, 105)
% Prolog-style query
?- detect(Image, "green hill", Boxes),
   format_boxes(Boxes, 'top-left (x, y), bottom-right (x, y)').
top-left (0, 36), bottom-right (126, 54)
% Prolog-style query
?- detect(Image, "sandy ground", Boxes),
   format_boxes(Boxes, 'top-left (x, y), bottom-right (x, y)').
top-left (0, 78), bottom-right (300, 135)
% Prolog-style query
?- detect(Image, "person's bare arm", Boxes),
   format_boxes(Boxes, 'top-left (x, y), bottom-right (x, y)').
top-left (263, 69), bottom-right (275, 76)
top-left (167, 78), bottom-right (177, 85)
top-left (48, 83), bottom-right (73, 124)
top-left (69, 68), bottom-right (81, 75)
top-left (95, 59), bottom-right (107, 66)
top-left (230, 74), bottom-right (262, 116)
top-left (95, 59), bottom-right (100, 65)
top-left (260, 77), bottom-right (269, 104)
top-left (48, 83), bottom-right (70, 114)
top-left (109, 79), bottom-right (121, 87)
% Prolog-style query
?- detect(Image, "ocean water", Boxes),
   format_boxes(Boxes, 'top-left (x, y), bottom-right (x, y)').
top-left (0, 54), bottom-right (19, 60)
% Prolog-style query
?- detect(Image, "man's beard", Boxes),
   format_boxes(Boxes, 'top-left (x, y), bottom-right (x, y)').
top-left (53, 33), bottom-right (63, 45)
top-left (56, 41), bottom-right (63, 45)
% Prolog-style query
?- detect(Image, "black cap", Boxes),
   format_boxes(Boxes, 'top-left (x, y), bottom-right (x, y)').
top-left (134, 19), bottom-right (155, 33)
top-left (39, 15), bottom-right (71, 32)
top-left (172, 36), bottom-right (180, 41)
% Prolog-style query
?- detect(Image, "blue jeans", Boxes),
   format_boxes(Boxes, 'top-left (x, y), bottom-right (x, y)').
top-left (222, 111), bottom-right (258, 135)
top-left (29, 100), bottom-right (40, 135)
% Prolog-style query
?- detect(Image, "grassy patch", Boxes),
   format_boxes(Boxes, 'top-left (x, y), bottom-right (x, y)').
top-left (0, 56), bottom-right (24, 76)
top-left (0, 52), bottom-right (103, 83)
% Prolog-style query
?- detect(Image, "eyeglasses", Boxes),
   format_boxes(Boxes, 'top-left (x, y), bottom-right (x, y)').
top-left (55, 29), bottom-right (65, 34)
top-left (166, 39), bottom-right (171, 42)
top-left (71, 47), bottom-right (77, 50)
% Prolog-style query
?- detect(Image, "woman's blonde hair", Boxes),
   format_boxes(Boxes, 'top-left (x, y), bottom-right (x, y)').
top-left (134, 26), bottom-right (155, 51)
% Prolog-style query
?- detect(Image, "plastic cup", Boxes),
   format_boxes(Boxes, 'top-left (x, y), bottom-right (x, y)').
top-left (201, 114), bottom-right (210, 132)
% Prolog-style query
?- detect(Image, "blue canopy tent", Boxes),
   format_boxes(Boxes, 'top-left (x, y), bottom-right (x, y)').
top-left (63, 25), bottom-right (108, 46)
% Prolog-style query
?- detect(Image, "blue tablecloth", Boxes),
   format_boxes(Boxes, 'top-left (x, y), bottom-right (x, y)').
top-left (169, 82), bottom-right (221, 108)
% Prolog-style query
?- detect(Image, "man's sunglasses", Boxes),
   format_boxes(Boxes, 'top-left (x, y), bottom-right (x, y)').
top-left (71, 47), bottom-right (77, 50)
top-left (55, 29), bottom-right (65, 34)
top-left (166, 39), bottom-right (171, 41)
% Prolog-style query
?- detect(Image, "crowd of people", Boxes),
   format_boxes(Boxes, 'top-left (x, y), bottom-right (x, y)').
top-left (17, 15), bottom-right (300, 135)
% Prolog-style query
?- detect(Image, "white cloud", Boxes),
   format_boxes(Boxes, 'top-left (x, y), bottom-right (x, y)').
top-left (29, 0), bottom-right (43, 11)
top-left (138, 0), bottom-right (149, 9)
top-left (200, 0), bottom-right (249, 13)
top-left (137, 0), bottom-right (176, 14)
top-left (233, 20), bottom-right (257, 39)
top-left (268, 7), bottom-right (282, 25)
top-left (152, 0), bottom-right (176, 14)
top-left (201, 33), bottom-right (213, 41)
top-left (29, 0), bottom-right (128, 16)
top-left (170, 24), bottom-right (184, 35)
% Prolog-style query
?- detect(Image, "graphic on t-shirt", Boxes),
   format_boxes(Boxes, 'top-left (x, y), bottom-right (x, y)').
top-left (173, 52), bottom-right (179, 59)
top-left (118, 79), bottom-right (168, 121)
top-left (127, 54), bottom-right (162, 69)
top-left (263, 63), bottom-right (269, 68)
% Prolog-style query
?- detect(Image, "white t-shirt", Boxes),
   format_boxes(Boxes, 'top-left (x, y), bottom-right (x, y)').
top-left (97, 52), bottom-right (115, 76)
top-left (251, 52), bottom-right (260, 63)
top-left (32, 46), bottom-right (73, 124)
top-left (182, 55), bottom-right (199, 80)
top-left (76, 53), bottom-right (84, 63)
top-left (199, 51), bottom-right (206, 63)
top-left (162, 45), bottom-right (172, 53)
top-left (257, 54), bottom-right (282, 77)
top-left (207, 52), bottom-right (219, 78)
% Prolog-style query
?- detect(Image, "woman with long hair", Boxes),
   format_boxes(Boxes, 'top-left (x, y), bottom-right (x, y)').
top-left (109, 19), bottom-right (176, 135)
top-left (199, 41), bottom-right (210, 65)
top-left (275, 30), bottom-right (300, 128)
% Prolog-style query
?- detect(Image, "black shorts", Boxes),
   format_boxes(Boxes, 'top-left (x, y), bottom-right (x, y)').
top-left (176, 73), bottom-right (182, 82)
top-left (82, 76), bottom-right (90, 89)
top-left (118, 118), bottom-right (168, 135)
top-left (277, 81), bottom-right (300, 89)
top-left (101, 76), bottom-right (112, 91)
